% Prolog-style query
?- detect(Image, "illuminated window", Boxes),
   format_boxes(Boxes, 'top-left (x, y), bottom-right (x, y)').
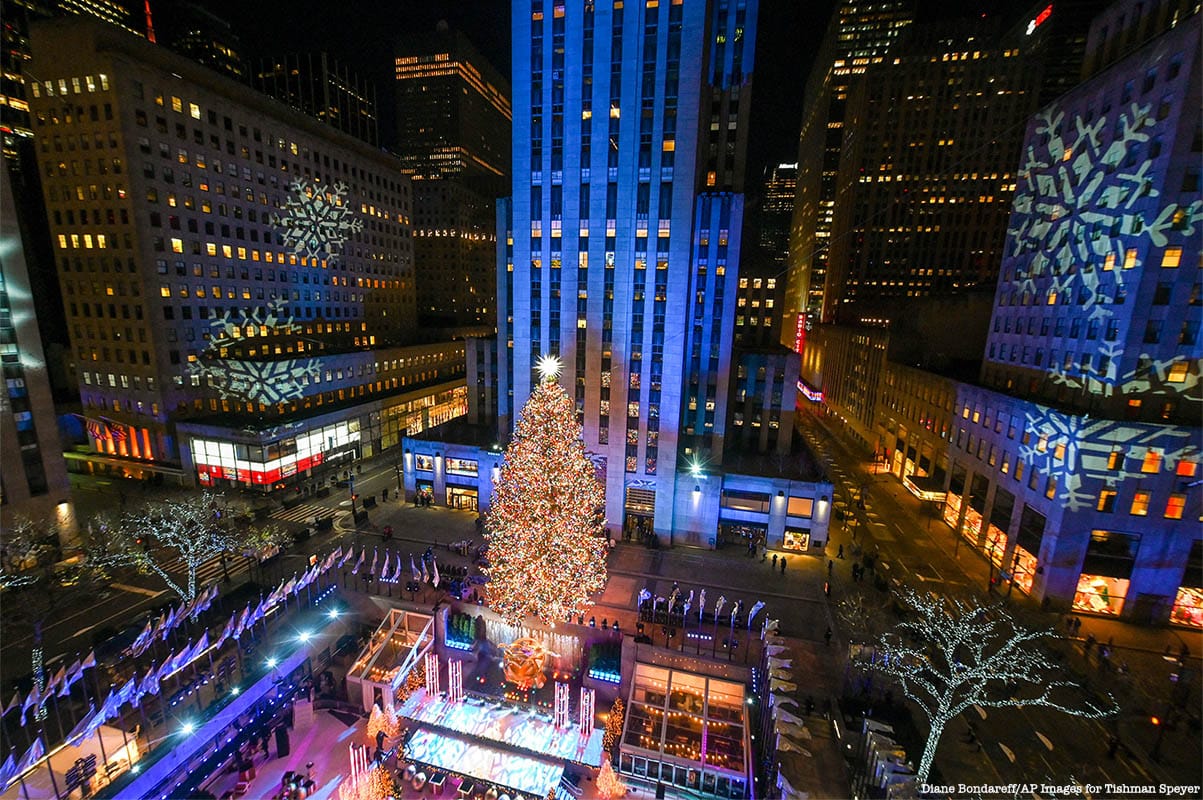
top-left (1106, 450), bottom-right (1123, 470)
top-left (1162, 247), bottom-right (1182, 268)
top-left (1123, 249), bottom-right (1138, 269)
top-left (1167, 361), bottom-right (1189, 383)
top-left (1054, 443), bottom-right (1066, 461)
top-left (1165, 494), bottom-right (1187, 520)
top-left (1130, 491), bottom-right (1150, 516)
top-left (1103, 253), bottom-right (1116, 270)
top-left (1177, 459), bottom-right (1199, 477)
top-left (1096, 488), bottom-right (1117, 512)
top-left (1045, 476), bottom-right (1057, 499)
top-left (1141, 450), bottom-right (1162, 473)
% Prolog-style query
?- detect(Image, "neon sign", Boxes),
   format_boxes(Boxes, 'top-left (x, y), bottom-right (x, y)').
top-left (1026, 4), bottom-right (1052, 35)
top-left (798, 380), bottom-right (824, 403)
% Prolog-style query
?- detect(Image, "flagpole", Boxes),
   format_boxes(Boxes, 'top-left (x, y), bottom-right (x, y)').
top-left (40, 731), bottom-right (62, 800)
top-left (17, 772), bottom-right (31, 800)
top-left (48, 692), bottom-right (66, 746)
top-left (93, 720), bottom-right (109, 773)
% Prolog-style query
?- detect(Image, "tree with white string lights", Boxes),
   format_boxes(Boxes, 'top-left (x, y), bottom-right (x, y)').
top-left (485, 355), bottom-right (608, 627)
top-left (868, 589), bottom-right (1116, 784)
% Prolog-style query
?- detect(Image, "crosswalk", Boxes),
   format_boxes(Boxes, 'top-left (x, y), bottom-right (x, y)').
top-left (155, 550), bottom-right (252, 590)
top-left (270, 502), bottom-right (337, 525)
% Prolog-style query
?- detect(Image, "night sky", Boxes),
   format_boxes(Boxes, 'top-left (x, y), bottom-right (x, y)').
top-left (160, 0), bottom-right (831, 195)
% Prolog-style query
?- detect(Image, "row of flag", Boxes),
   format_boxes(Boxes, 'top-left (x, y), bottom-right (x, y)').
top-left (129, 584), bottom-right (220, 658)
top-left (0, 542), bottom-right (355, 794)
top-left (74, 413), bottom-right (127, 442)
top-left (345, 545), bottom-right (441, 587)
top-left (2, 651), bottom-right (97, 727)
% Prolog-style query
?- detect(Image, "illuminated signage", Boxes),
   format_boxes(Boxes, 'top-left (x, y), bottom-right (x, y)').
top-left (798, 381), bottom-right (824, 403)
top-left (1026, 4), bottom-right (1052, 35)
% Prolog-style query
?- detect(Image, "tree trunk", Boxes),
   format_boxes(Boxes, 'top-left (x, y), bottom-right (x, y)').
top-left (917, 714), bottom-right (948, 786)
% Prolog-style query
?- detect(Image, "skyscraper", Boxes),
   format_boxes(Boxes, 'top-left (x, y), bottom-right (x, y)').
top-left (160, 0), bottom-right (246, 81)
top-left (253, 53), bottom-right (379, 147)
top-left (757, 161), bottom-right (795, 267)
top-left (783, 0), bottom-right (914, 331)
top-left (0, 154), bottom-right (72, 531)
top-left (27, 16), bottom-right (468, 489)
top-left (393, 23), bottom-right (512, 191)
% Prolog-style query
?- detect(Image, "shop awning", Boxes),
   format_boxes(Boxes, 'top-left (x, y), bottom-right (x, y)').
top-left (903, 474), bottom-right (946, 502)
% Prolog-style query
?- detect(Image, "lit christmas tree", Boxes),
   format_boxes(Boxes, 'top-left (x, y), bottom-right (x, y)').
top-left (486, 356), bottom-right (608, 626)
top-left (596, 760), bottom-right (626, 800)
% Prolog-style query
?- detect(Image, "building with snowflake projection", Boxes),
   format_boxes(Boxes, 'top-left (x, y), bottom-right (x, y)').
top-left (828, 1), bottom-right (1203, 626)
top-left (26, 17), bottom-right (469, 489)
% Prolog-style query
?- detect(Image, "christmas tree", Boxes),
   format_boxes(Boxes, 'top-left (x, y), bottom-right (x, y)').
top-left (596, 760), bottom-right (626, 799)
top-left (486, 356), bottom-right (609, 626)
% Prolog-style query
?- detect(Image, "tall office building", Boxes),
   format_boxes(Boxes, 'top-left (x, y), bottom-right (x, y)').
top-left (783, 0), bottom-right (914, 331)
top-left (821, 17), bottom-right (1040, 324)
top-left (27, 17), bottom-right (468, 489)
top-left (412, 180), bottom-right (498, 331)
top-left (253, 53), bottom-right (379, 147)
top-left (393, 24), bottom-right (512, 191)
top-left (160, 0), bottom-right (246, 81)
top-left (756, 161), bottom-right (795, 266)
top-left (1, 155), bottom-right (73, 531)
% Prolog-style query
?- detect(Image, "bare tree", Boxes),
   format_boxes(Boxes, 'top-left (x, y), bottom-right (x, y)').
top-left (868, 589), bottom-right (1116, 784)
top-left (106, 492), bottom-right (246, 602)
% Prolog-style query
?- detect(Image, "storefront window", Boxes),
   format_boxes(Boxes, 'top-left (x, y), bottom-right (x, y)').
top-left (1171, 587), bottom-right (1203, 628)
top-left (720, 490), bottom-right (770, 513)
top-left (943, 493), bottom-right (962, 530)
top-left (1074, 574), bottom-right (1128, 616)
top-left (985, 527), bottom-right (1008, 568)
top-left (414, 454), bottom-right (434, 471)
top-left (1012, 545), bottom-right (1037, 594)
top-left (445, 457), bottom-right (478, 477)
top-left (786, 496), bottom-right (813, 517)
top-left (783, 529), bottom-right (810, 551)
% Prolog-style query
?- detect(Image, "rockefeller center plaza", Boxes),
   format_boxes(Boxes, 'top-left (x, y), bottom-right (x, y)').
top-left (0, 0), bottom-right (1201, 798)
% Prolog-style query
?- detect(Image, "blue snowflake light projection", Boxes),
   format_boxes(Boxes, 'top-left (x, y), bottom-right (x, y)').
top-left (274, 177), bottom-right (363, 265)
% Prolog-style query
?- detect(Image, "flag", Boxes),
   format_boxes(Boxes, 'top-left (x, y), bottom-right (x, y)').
top-left (698, 589), bottom-right (707, 622)
top-left (65, 703), bottom-right (98, 744)
top-left (410, 555), bottom-right (419, 581)
top-left (323, 547), bottom-right (340, 571)
top-left (0, 752), bottom-right (17, 790)
top-left (368, 548), bottom-right (378, 578)
top-left (81, 650), bottom-right (97, 670)
top-left (747, 600), bottom-right (766, 629)
top-left (338, 547), bottom-right (354, 568)
top-left (100, 417), bottom-right (127, 441)
top-left (379, 554), bottom-right (392, 583)
top-left (3, 691), bottom-right (19, 716)
top-left (60, 659), bottom-right (82, 697)
top-left (420, 558), bottom-right (429, 584)
top-left (282, 575), bottom-right (297, 597)
top-left (190, 631), bottom-right (210, 662)
top-left (131, 620), bottom-right (154, 656)
top-left (234, 605), bottom-right (251, 638)
top-left (20, 685), bottom-right (39, 726)
top-left (431, 556), bottom-right (440, 588)
top-left (14, 737), bottom-right (44, 777)
top-left (45, 666), bottom-right (65, 698)
top-left (116, 677), bottom-right (138, 709)
top-left (84, 417), bottom-right (108, 441)
top-left (351, 549), bottom-right (365, 575)
top-left (139, 664), bottom-right (160, 698)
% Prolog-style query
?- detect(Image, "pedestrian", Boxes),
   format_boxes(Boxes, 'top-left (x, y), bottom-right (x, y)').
top-left (824, 626), bottom-right (832, 646)
top-left (827, 560), bottom-right (834, 576)
top-left (1106, 735), bottom-right (1120, 759)
top-left (780, 558), bottom-right (786, 575)
top-left (837, 544), bottom-right (844, 559)
top-left (772, 554), bottom-right (778, 568)
top-left (1085, 633), bottom-right (1096, 652)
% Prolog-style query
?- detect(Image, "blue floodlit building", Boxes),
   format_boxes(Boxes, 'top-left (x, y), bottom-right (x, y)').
top-left (408, 0), bottom-right (832, 553)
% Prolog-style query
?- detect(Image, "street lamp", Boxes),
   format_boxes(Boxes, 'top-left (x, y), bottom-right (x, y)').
top-left (349, 472), bottom-right (358, 516)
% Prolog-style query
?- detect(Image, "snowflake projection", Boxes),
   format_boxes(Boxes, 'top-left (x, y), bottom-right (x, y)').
top-left (189, 300), bottom-right (321, 405)
top-left (1006, 103), bottom-right (1203, 390)
top-left (1018, 405), bottom-right (1199, 512)
top-left (273, 177), bottom-right (363, 265)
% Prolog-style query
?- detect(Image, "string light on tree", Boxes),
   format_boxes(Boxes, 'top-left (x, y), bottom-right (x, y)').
top-left (596, 760), bottom-right (626, 800)
top-left (868, 589), bottom-right (1117, 784)
top-left (485, 357), bottom-right (608, 626)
